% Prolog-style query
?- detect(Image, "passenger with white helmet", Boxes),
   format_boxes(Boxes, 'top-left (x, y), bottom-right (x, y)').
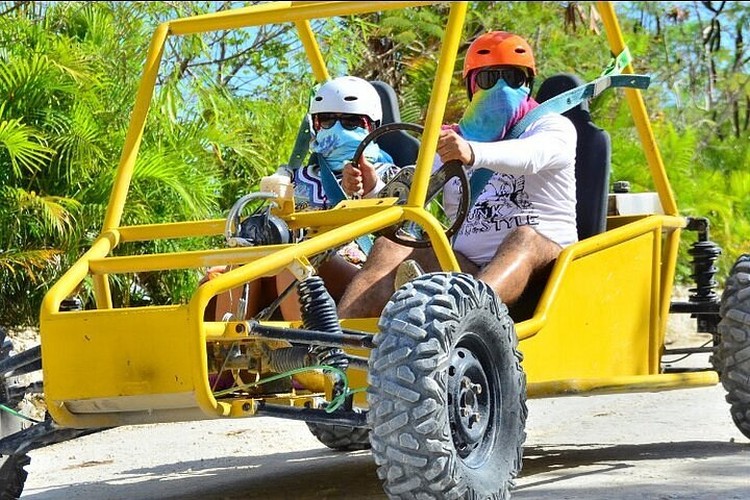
top-left (278, 76), bottom-right (398, 212)
top-left (203, 76), bottom-right (402, 323)
top-left (269, 76), bottom-right (402, 320)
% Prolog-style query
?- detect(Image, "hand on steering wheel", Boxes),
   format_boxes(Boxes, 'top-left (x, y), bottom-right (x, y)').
top-left (350, 122), bottom-right (470, 248)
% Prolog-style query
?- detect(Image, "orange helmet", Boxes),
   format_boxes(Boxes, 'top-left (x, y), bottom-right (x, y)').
top-left (463, 31), bottom-right (536, 79)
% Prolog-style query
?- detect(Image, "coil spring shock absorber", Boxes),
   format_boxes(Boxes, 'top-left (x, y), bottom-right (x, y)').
top-left (264, 275), bottom-right (349, 396)
top-left (686, 217), bottom-right (722, 335)
top-left (298, 276), bottom-right (349, 396)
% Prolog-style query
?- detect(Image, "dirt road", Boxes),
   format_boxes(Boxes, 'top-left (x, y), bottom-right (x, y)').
top-left (19, 380), bottom-right (749, 500)
top-left (9, 315), bottom-right (750, 499)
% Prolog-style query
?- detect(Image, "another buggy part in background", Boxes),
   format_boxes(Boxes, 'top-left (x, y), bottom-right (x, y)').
top-left (0, 326), bottom-right (32, 500)
top-left (715, 254), bottom-right (750, 439)
top-left (665, 216), bottom-right (723, 370)
top-left (0, 452), bottom-right (30, 500)
top-left (1, 305), bottom-right (105, 500)
top-left (0, 415), bottom-right (105, 500)
top-left (1, 328), bottom-right (42, 436)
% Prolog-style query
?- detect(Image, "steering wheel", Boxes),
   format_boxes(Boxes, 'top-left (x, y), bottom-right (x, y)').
top-left (350, 122), bottom-right (470, 248)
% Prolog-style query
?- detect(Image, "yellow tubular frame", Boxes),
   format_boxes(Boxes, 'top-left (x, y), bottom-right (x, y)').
top-left (44, 1), bottom-right (447, 313)
top-left (40, 1), bottom-right (717, 429)
top-left (40, 1), bottom-right (467, 427)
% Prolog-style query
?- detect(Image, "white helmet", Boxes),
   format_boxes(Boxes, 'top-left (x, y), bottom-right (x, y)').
top-left (309, 76), bottom-right (382, 124)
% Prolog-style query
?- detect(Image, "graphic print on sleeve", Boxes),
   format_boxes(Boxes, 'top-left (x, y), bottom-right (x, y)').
top-left (293, 165), bottom-right (329, 210)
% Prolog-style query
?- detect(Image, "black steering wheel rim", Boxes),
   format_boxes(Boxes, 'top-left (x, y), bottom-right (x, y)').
top-left (351, 122), bottom-right (425, 168)
top-left (351, 122), bottom-right (470, 248)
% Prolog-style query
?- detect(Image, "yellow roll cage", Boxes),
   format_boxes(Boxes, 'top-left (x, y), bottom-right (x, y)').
top-left (39, 1), bottom-right (716, 429)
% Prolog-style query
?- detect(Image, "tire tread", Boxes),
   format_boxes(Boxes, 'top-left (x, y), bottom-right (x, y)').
top-left (368, 272), bottom-right (526, 499)
top-left (718, 254), bottom-right (750, 439)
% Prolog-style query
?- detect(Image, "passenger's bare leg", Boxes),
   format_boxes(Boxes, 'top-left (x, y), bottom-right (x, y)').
top-left (319, 253), bottom-right (361, 300)
top-left (201, 266), bottom-right (267, 321)
top-left (275, 270), bottom-right (301, 321)
top-left (277, 253), bottom-right (361, 321)
top-left (337, 238), bottom-right (416, 318)
top-left (476, 226), bottom-right (561, 305)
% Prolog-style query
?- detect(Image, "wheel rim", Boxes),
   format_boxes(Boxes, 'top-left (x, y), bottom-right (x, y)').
top-left (448, 335), bottom-right (498, 464)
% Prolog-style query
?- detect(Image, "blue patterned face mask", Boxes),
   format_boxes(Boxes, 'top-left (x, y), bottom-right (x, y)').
top-left (458, 79), bottom-right (531, 142)
top-left (310, 121), bottom-right (384, 172)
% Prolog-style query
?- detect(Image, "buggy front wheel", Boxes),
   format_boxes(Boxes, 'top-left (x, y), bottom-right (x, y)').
top-left (367, 272), bottom-right (527, 499)
top-left (717, 254), bottom-right (750, 439)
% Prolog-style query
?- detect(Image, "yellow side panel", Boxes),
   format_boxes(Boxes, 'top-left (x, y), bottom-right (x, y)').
top-left (520, 231), bottom-right (657, 383)
top-left (42, 306), bottom-right (206, 414)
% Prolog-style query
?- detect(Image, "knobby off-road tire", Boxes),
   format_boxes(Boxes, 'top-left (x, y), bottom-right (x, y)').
top-left (306, 422), bottom-right (371, 451)
top-left (717, 254), bottom-right (750, 439)
top-left (0, 453), bottom-right (30, 500)
top-left (1, 329), bottom-right (30, 500)
top-left (368, 272), bottom-right (527, 499)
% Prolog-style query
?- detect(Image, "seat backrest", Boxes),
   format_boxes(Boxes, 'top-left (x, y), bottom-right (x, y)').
top-left (535, 74), bottom-right (612, 240)
top-left (369, 80), bottom-right (420, 166)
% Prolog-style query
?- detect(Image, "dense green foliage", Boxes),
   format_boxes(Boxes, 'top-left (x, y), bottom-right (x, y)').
top-left (0, 1), bottom-right (747, 326)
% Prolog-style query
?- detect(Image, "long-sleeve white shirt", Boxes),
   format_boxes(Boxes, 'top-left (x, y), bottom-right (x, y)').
top-left (443, 113), bottom-right (578, 266)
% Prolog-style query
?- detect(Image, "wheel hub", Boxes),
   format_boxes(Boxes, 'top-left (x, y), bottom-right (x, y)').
top-left (448, 346), bottom-right (491, 456)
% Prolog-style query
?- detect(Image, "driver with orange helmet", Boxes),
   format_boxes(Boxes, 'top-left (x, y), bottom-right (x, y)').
top-left (338, 31), bottom-right (578, 319)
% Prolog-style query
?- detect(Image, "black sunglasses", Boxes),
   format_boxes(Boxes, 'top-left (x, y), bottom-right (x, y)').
top-left (314, 113), bottom-right (370, 131)
top-left (474, 67), bottom-right (528, 91)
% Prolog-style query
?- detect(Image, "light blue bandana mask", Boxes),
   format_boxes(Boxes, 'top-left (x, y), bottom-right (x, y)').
top-left (310, 121), bottom-right (391, 172)
top-left (458, 80), bottom-right (531, 142)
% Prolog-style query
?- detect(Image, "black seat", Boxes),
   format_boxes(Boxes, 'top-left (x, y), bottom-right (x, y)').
top-left (370, 80), bottom-right (420, 166)
top-left (536, 74), bottom-right (612, 240)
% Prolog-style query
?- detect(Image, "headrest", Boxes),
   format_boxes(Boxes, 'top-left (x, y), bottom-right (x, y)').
top-left (536, 73), bottom-right (589, 114)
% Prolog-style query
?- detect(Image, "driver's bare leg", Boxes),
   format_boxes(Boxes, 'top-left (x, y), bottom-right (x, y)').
top-left (337, 237), bottom-right (475, 318)
top-left (338, 227), bottom-right (561, 319)
top-left (476, 226), bottom-right (561, 305)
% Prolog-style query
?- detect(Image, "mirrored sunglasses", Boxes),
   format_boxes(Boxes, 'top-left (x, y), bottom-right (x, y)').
top-left (314, 113), bottom-right (370, 131)
top-left (474, 67), bottom-right (528, 91)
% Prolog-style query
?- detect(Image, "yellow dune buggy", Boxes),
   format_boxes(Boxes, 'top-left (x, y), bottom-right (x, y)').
top-left (2, 2), bottom-right (748, 499)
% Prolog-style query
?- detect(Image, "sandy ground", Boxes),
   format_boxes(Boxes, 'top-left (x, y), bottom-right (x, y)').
top-left (17, 383), bottom-right (749, 500)
top-left (7, 293), bottom-right (750, 499)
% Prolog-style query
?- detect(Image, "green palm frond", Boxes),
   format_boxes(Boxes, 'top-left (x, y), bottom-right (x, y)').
top-left (63, 2), bottom-right (116, 46)
top-left (48, 102), bottom-right (106, 179)
top-left (0, 54), bottom-right (79, 115)
top-left (128, 149), bottom-right (221, 220)
top-left (0, 248), bottom-right (60, 280)
top-left (0, 111), bottom-right (52, 177)
top-left (728, 169), bottom-right (750, 208)
top-left (4, 186), bottom-right (81, 237)
top-left (47, 42), bottom-right (97, 87)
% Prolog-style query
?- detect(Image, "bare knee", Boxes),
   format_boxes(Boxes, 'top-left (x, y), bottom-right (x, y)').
top-left (368, 237), bottom-right (413, 263)
top-left (337, 237), bottom-right (413, 318)
top-left (506, 227), bottom-right (561, 266)
top-left (476, 227), bottom-right (562, 305)
top-left (507, 225), bottom-right (545, 246)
